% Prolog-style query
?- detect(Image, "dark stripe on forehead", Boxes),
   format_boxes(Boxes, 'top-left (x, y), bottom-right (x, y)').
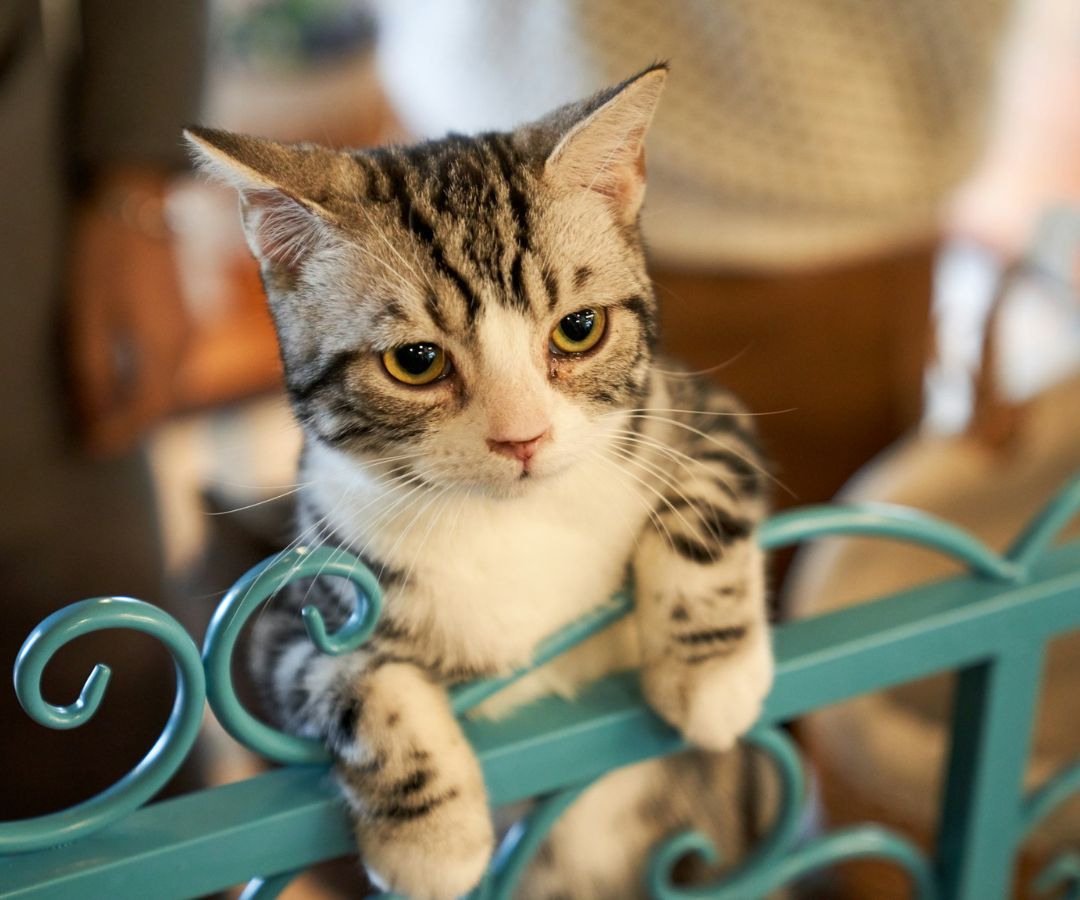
top-left (543, 265), bottom-right (560, 311)
top-left (508, 251), bottom-right (529, 314)
top-left (485, 134), bottom-right (536, 312)
top-left (438, 254), bottom-right (483, 325)
top-left (573, 266), bottom-right (593, 290)
top-left (431, 154), bottom-right (455, 215)
top-left (448, 150), bottom-right (506, 288)
top-left (485, 134), bottom-right (532, 253)
top-left (352, 153), bottom-right (391, 203)
top-left (425, 293), bottom-right (447, 332)
top-left (371, 299), bottom-right (409, 330)
top-left (380, 154), bottom-right (483, 324)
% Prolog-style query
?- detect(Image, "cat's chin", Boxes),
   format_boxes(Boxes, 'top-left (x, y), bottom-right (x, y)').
top-left (456, 473), bottom-right (544, 501)
top-left (455, 460), bottom-right (574, 501)
top-left (485, 473), bottom-right (544, 500)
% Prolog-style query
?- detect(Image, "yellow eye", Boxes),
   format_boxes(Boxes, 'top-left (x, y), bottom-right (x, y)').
top-left (551, 308), bottom-right (606, 354)
top-left (382, 343), bottom-right (449, 386)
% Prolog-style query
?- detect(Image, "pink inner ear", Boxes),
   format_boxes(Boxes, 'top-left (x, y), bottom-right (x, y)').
top-left (589, 144), bottom-right (647, 208)
top-left (243, 189), bottom-right (325, 270)
top-left (558, 119), bottom-right (649, 223)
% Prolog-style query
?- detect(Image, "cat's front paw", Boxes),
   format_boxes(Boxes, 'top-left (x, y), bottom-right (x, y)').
top-left (643, 629), bottom-right (773, 752)
top-left (356, 781), bottom-right (494, 900)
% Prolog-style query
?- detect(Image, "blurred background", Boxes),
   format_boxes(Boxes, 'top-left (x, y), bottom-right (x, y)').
top-left (2, 1), bottom-right (1079, 897)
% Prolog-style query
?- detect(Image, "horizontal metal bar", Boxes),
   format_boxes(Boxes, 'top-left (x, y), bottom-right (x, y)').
top-left (0, 768), bottom-right (353, 900)
top-left (766, 538), bottom-right (1080, 722)
top-left (4, 539), bottom-right (1079, 899)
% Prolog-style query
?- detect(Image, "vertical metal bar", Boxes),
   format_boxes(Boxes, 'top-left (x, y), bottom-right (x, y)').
top-left (936, 642), bottom-right (1045, 899)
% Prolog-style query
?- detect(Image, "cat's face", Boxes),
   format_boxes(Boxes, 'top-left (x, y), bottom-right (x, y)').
top-left (187, 65), bottom-right (667, 498)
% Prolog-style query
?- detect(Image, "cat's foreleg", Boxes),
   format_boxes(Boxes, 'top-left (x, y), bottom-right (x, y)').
top-left (635, 533), bottom-right (772, 750)
top-left (329, 660), bottom-right (494, 900)
top-left (252, 581), bottom-right (493, 900)
top-left (631, 394), bottom-right (773, 751)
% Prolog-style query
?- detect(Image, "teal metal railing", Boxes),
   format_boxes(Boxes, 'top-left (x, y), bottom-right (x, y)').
top-left (2, 472), bottom-right (1079, 899)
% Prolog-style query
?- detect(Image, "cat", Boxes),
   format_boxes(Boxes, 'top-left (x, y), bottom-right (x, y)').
top-left (186, 63), bottom-right (775, 900)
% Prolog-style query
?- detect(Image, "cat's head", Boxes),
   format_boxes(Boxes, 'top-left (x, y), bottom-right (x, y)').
top-left (186, 64), bottom-right (667, 498)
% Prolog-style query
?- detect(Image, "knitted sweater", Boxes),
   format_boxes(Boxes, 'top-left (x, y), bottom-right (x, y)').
top-left (374, 0), bottom-right (1010, 268)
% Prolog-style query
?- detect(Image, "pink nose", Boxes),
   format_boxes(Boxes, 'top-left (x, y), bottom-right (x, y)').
top-left (487, 430), bottom-right (548, 463)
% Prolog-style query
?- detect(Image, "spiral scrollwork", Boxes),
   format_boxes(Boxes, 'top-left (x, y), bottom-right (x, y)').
top-left (1009, 471), bottom-right (1080, 573)
top-left (0, 596), bottom-right (206, 853)
top-left (1033, 852), bottom-right (1080, 900)
top-left (475, 782), bottom-right (595, 899)
top-left (760, 504), bottom-right (1020, 582)
top-left (646, 726), bottom-right (938, 899)
top-left (201, 545), bottom-right (383, 765)
top-left (1021, 757), bottom-right (1080, 900)
top-left (6, 468), bottom-right (1079, 895)
top-left (759, 470), bottom-right (1080, 585)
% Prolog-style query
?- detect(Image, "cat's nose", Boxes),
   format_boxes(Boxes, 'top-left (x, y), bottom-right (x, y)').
top-left (486, 430), bottom-right (549, 463)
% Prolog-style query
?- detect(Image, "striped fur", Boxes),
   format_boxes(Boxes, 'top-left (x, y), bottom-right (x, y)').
top-left (188, 64), bottom-right (777, 900)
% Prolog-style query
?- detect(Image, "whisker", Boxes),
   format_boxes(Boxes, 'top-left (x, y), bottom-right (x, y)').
top-left (246, 486), bottom-right (351, 631)
top-left (294, 465), bottom-right (441, 612)
top-left (609, 413), bottom-right (795, 499)
top-left (607, 436), bottom-right (723, 506)
top-left (206, 485), bottom-right (306, 516)
top-left (586, 449), bottom-right (675, 550)
top-left (600, 407), bottom-right (796, 420)
top-left (400, 485), bottom-right (456, 593)
top-left (604, 443), bottom-right (713, 539)
top-left (346, 470), bottom-right (442, 574)
top-left (381, 478), bottom-right (453, 587)
top-left (592, 444), bottom-right (695, 541)
top-left (609, 430), bottom-right (717, 473)
top-left (249, 461), bottom-right (428, 623)
top-left (647, 348), bottom-right (751, 379)
top-left (606, 430), bottom-right (741, 499)
top-left (208, 476), bottom-right (312, 491)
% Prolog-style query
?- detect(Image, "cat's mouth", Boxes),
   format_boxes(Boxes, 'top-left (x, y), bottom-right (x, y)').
top-left (478, 452), bottom-right (573, 498)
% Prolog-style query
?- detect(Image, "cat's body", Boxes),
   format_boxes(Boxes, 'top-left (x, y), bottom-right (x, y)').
top-left (188, 64), bottom-right (776, 899)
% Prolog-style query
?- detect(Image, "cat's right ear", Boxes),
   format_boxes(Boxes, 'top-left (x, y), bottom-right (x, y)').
top-left (184, 126), bottom-right (340, 272)
top-left (543, 63), bottom-right (668, 225)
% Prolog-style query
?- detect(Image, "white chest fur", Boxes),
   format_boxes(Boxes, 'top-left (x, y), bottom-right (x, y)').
top-left (305, 442), bottom-right (652, 674)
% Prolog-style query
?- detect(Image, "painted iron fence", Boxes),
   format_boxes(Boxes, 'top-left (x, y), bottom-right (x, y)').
top-left (1, 472), bottom-right (1079, 899)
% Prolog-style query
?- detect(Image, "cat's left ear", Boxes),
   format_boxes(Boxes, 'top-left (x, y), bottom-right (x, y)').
top-left (544, 63), bottom-right (668, 225)
top-left (184, 126), bottom-right (345, 273)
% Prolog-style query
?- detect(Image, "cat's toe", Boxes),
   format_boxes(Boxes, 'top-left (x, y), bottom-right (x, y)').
top-left (357, 790), bottom-right (494, 900)
top-left (644, 633), bottom-right (773, 752)
top-left (682, 639), bottom-right (773, 752)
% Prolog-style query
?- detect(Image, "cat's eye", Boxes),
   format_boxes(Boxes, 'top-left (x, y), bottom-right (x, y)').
top-left (551, 308), bottom-right (606, 355)
top-left (382, 342), bottom-right (450, 386)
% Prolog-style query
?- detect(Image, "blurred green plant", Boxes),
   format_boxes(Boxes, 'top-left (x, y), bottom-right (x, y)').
top-left (213, 0), bottom-right (375, 72)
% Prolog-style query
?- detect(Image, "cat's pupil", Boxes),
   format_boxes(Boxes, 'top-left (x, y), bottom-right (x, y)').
top-left (561, 310), bottom-right (596, 343)
top-left (395, 343), bottom-right (440, 376)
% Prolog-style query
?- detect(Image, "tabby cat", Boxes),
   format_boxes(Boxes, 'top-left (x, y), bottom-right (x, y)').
top-left (186, 64), bottom-right (775, 900)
